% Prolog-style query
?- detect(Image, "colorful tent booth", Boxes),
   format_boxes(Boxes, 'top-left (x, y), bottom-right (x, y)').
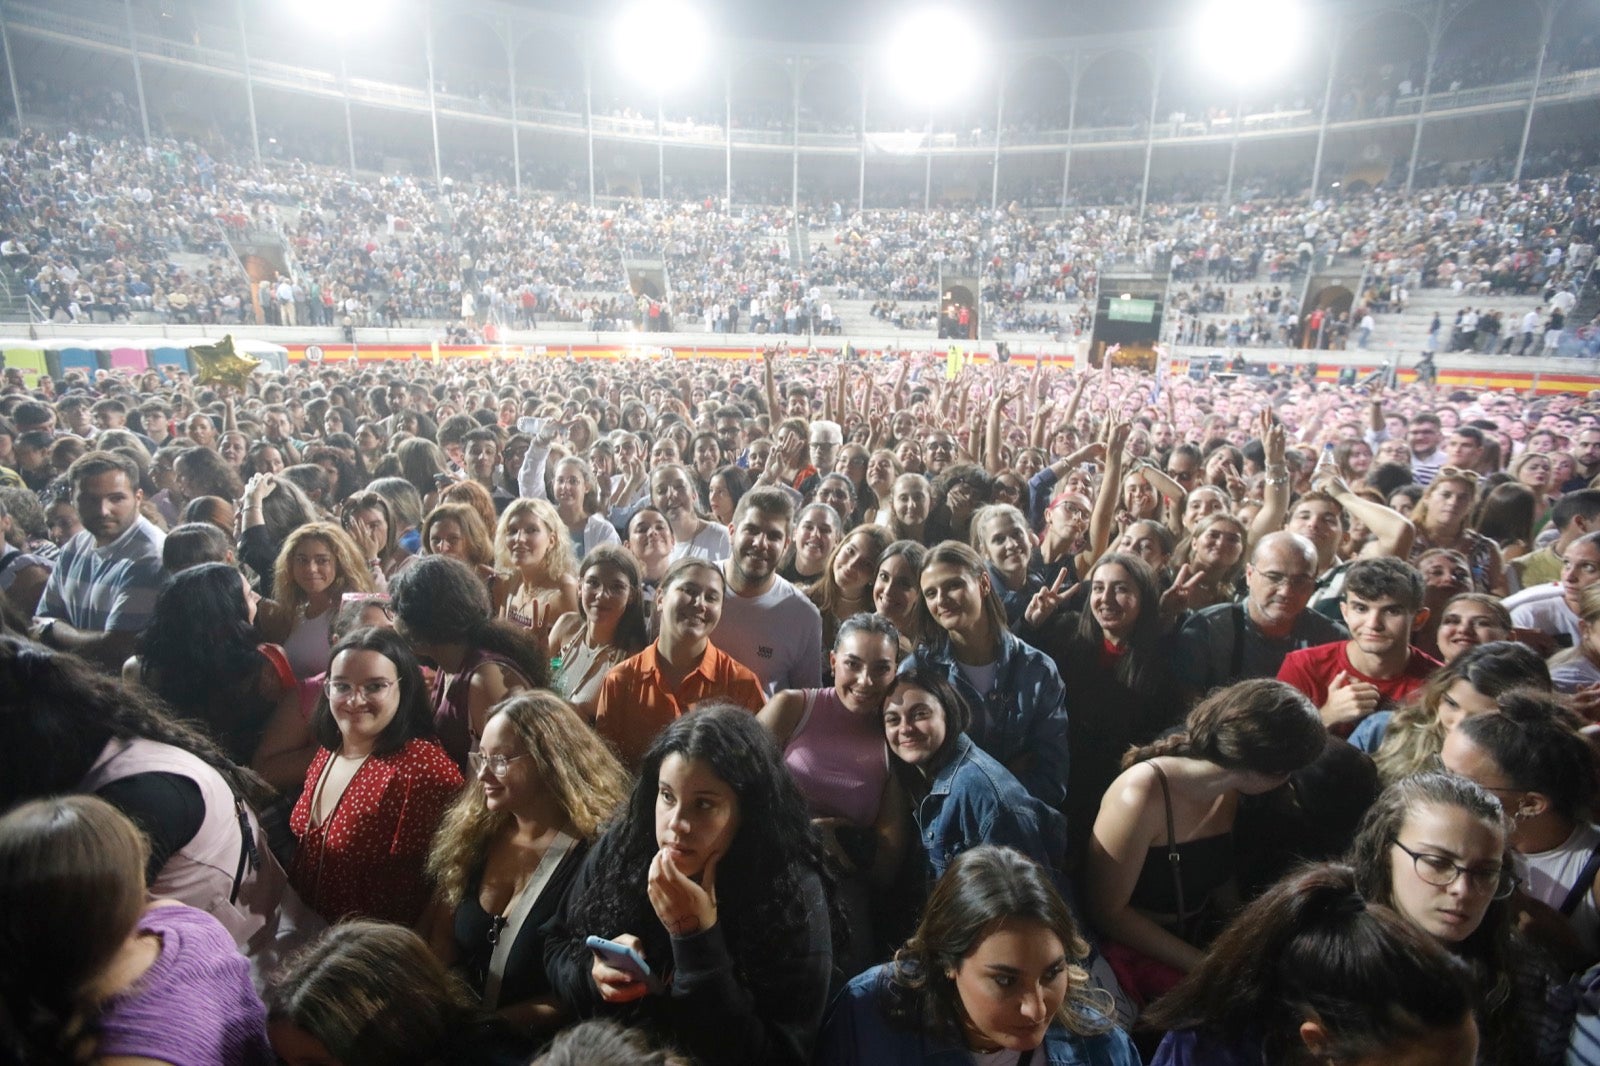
top-left (41, 339), bottom-right (105, 380)
top-left (234, 339), bottom-right (288, 373)
top-left (146, 340), bottom-right (191, 374)
top-left (104, 340), bottom-right (151, 374)
top-left (0, 340), bottom-right (48, 386)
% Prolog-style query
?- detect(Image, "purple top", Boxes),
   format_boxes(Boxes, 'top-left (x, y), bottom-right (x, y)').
top-left (782, 687), bottom-right (889, 827)
top-left (96, 904), bottom-right (273, 1066)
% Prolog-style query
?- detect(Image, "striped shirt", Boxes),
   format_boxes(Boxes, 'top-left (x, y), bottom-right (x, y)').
top-left (37, 517), bottom-right (168, 633)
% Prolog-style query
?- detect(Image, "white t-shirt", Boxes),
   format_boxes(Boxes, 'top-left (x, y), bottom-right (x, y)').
top-left (1506, 583), bottom-right (1581, 647)
top-left (715, 574), bottom-right (822, 695)
top-left (670, 523), bottom-right (732, 564)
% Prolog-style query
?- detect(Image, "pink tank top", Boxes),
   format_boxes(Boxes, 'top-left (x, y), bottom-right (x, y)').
top-left (782, 687), bottom-right (888, 828)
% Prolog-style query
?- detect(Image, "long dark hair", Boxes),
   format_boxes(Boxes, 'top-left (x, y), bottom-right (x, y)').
top-left (0, 635), bottom-right (278, 816)
top-left (563, 704), bottom-right (844, 985)
top-left (1347, 773), bottom-right (1519, 1064)
top-left (1068, 552), bottom-right (1165, 699)
top-left (880, 845), bottom-right (1111, 1046)
top-left (1122, 677), bottom-right (1326, 776)
top-left (1142, 863), bottom-right (1476, 1063)
top-left (882, 665), bottom-right (973, 784)
top-left (310, 628), bottom-right (438, 757)
top-left (388, 555), bottom-right (549, 689)
top-left (136, 562), bottom-right (276, 762)
top-left (1455, 690), bottom-right (1599, 822)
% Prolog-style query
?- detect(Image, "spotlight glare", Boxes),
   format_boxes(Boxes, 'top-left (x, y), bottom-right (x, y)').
top-left (1193, 0), bottom-right (1303, 86)
top-left (885, 8), bottom-right (985, 108)
top-left (289, 0), bottom-right (386, 40)
top-left (614, 0), bottom-right (709, 93)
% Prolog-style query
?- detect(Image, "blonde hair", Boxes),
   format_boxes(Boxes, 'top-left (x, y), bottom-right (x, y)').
top-left (428, 693), bottom-right (630, 907)
top-left (494, 497), bottom-right (577, 579)
top-left (272, 521), bottom-right (376, 613)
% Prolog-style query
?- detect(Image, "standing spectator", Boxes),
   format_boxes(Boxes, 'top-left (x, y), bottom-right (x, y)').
top-left (717, 489), bottom-right (824, 696)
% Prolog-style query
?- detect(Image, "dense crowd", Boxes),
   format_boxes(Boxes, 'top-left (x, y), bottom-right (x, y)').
top-left (6, 342), bottom-right (1600, 1064)
top-left (3, 123), bottom-right (1598, 342)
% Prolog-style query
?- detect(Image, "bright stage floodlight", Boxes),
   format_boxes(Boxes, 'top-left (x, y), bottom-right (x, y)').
top-left (885, 8), bottom-right (986, 108)
top-left (614, 0), bottom-right (709, 93)
top-left (1192, 0), bottom-right (1304, 85)
top-left (288, 0), bottom-right (388, 39)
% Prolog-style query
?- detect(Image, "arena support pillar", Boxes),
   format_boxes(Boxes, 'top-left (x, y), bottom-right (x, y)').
top-left (1223, 88), bottom-right (1242, 206)
top-left (1060, 50), bottom-right (1079, 213)
top-left (923, 115), bottom-right (933, 211)
top-left (1513, 8), bottom-right (1557, 184)
top-left (337, 45), bottom-right (356, 173)
top-left (1136, 53), bottom-right (1162, 225)
top-left (0, 5), bottom-right (25, 135)
top-left (424, 1), bottom-right (443, 187)
top-left (1308, 12), bottom-right (1342, 200)
top-left (724, 66), bottom-right (732, 206)
top-left (657, 96), bottom-right (666, 201)
top-left (1404, 0), bottom-right (1443, 196)
top-left (858, 75), bottom-right (868, 211)
top-left (792, 56), bottom-right (801, 220)
top-left (584, 53), bottom-right (596, 208)
top-left (505, 18), bottom-right (521, 196)
top-left (122, 0), bottom-right (152, 145)
top-left (990, 66), bottom-right (1005, 211)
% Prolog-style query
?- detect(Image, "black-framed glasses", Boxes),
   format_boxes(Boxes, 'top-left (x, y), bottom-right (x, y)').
top-left (1393, 840), bottom-right (1519, 900)
top-left (468, 752), bottom-right (530, 778)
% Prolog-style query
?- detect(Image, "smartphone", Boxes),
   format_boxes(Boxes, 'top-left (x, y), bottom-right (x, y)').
top-left (585, 936), bottom-right (664, 992)
top-left (517, 416), bottom-right (547, 436)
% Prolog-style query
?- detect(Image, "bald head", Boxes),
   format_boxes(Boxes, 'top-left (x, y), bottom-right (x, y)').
top-left (1252, 530), bottom-right (1318, 572)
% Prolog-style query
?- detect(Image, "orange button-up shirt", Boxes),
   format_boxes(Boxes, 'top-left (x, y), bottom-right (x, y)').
top-left (594, 641), bottom-right (766, 767)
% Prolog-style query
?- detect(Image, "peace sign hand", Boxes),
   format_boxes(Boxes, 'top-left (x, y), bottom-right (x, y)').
top-left (1159, 563), bottom-right (1207, 616)
top-left (647, 847), bottom-right (720, 938)
top-left (1024, 571), bottom-right (1080, 629)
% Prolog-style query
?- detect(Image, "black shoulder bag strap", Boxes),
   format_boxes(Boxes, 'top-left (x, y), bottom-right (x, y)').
top-left (1229, 603), bottom-right (1247, 682)
top-left (1150, 763), bottom-right (1189, 930)
top-left (1559, 842), bottom-right (1600, 917)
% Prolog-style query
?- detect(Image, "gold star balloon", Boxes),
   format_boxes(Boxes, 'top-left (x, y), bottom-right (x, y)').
top-left (190, 335), bottom-right (261, 390)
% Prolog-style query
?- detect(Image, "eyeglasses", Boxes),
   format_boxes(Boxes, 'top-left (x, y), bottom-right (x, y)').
top-left (1393, 840), bottom-right (1519, 900)
top-left (1254, 569), bottom-right (1316, 589)
top-left (326, 678), bottom-right (398, 702)
top-left (468, 751), bottom-right (530, 777)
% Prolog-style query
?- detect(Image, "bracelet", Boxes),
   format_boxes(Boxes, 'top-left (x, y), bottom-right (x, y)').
top-left (1264, 473), bottom-right (1290, 487)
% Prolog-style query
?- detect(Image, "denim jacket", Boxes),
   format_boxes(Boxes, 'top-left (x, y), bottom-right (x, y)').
top-left (815, 964), bottom-right (1142, 1066)
top-left (905, 629), bottom-right (1070, 808)
top-left (912, 734), bottom-right (1067, 885)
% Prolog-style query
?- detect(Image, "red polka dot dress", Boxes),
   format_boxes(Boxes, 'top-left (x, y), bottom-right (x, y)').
top-left (289, 737), bottom-right (464, 925)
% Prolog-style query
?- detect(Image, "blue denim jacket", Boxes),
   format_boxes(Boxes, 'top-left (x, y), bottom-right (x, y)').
top-left (815, 964), bottom-right (1142, 1065)
top-left (904, 629), bottom-right (1070, 808)
top-left (912, 734), bottom-right (1067, 886)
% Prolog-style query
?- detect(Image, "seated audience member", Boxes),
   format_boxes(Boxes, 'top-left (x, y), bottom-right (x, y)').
top-left (125, 561), bottom-right (298, 765)
top-left (1087, 679), bottom-right (1327, 1005)
top-left (1356, 641), bottom-right (1552, 774)
top-left (267, 920), bottom-right (533, 1065)
top-left (1509, 488), bottom-right (1600, 592)
top-left (389, 555), bottom-right (546, 771)
top-left (421, 693), bottom-right (631, 1027)
top-left (0, 635), bottom-right (318, 971)
top-left (717, 489), bottom-right (825, 695)
top-left (30, 450), bottom-right (167, 671)
top-left (289, 627), bottom-right (464, 925)
top-left (1143, 863), bottom-right (1478, 1065)
top-left (595, 555), bottom-right (764, 765)
top-left (545, 705), bottom-right (838, 1066)
top-left (1434, 592), bottom-right (1514, 665)
top-left (1505, 530), bottom-right (1600, 649)
top-left (1276, 556), bottom-right (1440, 736)
top-left (818, 846), bottom-right (1138, 1065)
top-left (0, 795), bottom-right (275, 1066)
top-left (1443, 692), bottom-right (1600, 966)
top-left (759, 614), bottom-right (907, 970)
top-left (548, 545), bottom-right (651, 720)
top-left (1349, 773), bottom-right (1547, 1066)
top-left (903, 541), bottom-right (1069, 808)
top-left (1175, 532), bottom-right (1348, 703)
top-left (1023, 551), bottom-right (1180, 856)
top-left (161, 519), bottom-right (234, 572)
top-left (881, 666), bottom-right (1068, 900)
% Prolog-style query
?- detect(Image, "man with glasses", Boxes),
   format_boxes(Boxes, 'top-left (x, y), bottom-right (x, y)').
top-left (1164, 443), bottom-right (1201, 491)
top-left (1174, 531), bottom-right (1347, 706)
top-left (921, 431), bottom-right (958, 477)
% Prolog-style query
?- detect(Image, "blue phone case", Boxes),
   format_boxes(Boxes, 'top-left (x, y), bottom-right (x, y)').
top-left (585, 936), bottom-right (664, 992)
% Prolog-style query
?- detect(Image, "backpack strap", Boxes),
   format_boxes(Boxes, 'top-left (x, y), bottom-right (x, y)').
top-left (1149, 762), bottom-right (1188, 927)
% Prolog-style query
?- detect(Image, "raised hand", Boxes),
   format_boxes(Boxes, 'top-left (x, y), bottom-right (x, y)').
top-left (1024, 571), bottom-right (1080, 629)
top-left (1158, 563), bottom-right (1207, 616)
top-left (647, 847), bottom-right (720, 938)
